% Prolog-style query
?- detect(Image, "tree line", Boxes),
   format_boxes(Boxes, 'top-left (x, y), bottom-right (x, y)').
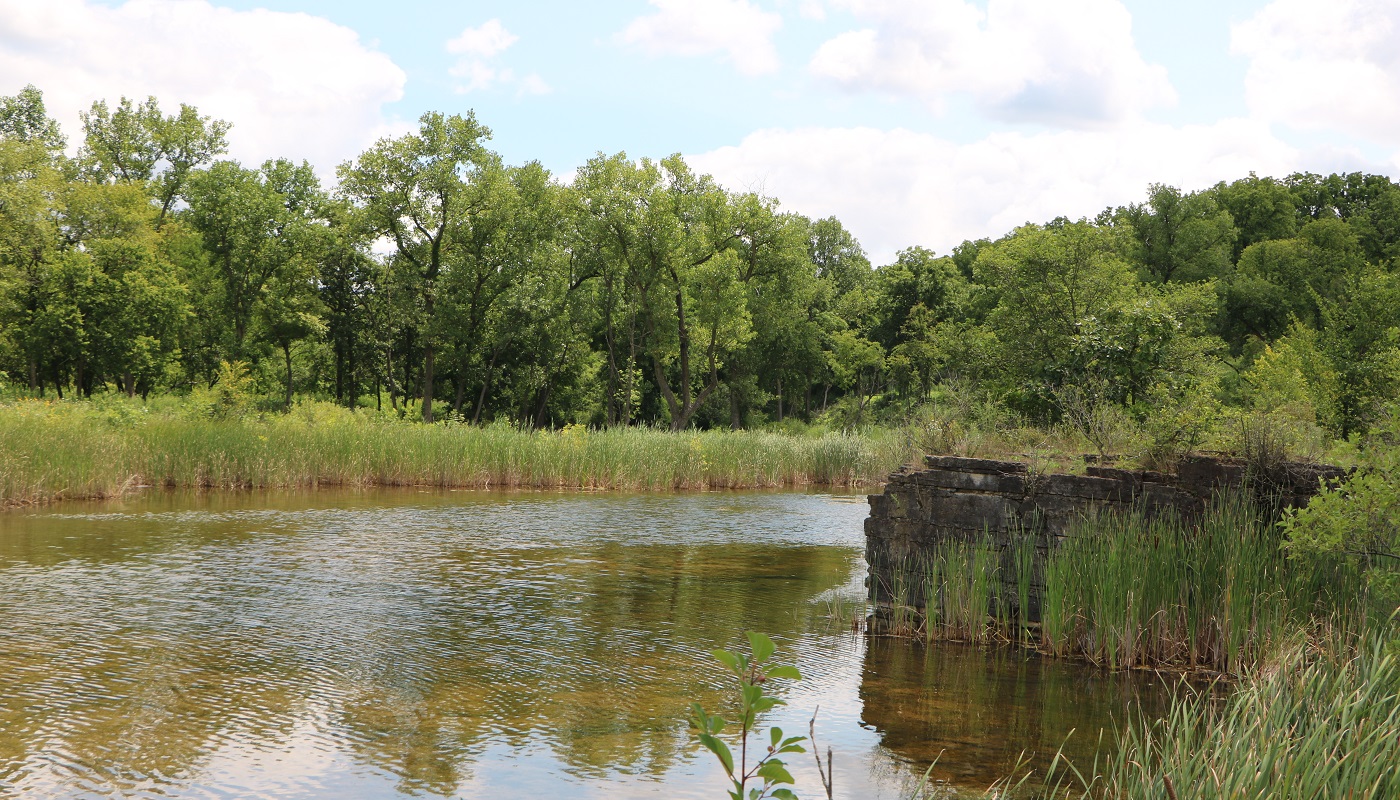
top-left (2, 85), bottom-right (1398, 436)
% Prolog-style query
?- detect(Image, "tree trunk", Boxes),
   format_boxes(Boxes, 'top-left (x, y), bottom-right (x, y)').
top-left (283, 342), bottom-right (294, 409)
top-left (776, 377), bottom-right (783, 422)
top-left (386, 346), bottom-right (398, 411)
top-left (421, 346), bottom-right (436, 423)
top-left (123, 371), bottom-right (136, 398)
top-left (533, 382), bottom-right (554, 430)
top-left (472, 350), bottom-right (498, 425)
top-left (730, 387), bottom-right (741, 431)
top-left (28, 358), bottom-right (37, 394)
top-left (334, 343), bottom-right (345, 405)
top-left (623, 321), bottom-right (636, 426)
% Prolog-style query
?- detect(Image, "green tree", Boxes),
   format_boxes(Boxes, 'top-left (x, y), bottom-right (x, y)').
top-left (1222, 218), bottom-right (1365, 346)
top-left (1211, 173), bottom-right (1299, 260)
top-left (1122, 183), bottom-right (1236, 284)
top-left (0, 138), bottom-right (63, 393)
top-left (975, 221), bottom-right (1220, 416)
top-left (339, 111), bottom-right (498, 423)
top-left (1317, 267), bottom-right (1400, 437)
top-left (80, 96), bottom-right (230, 224)
top-left (184, 159), bottom-right (320, 360)
top-left (0, 85), bottom-right (66, 152)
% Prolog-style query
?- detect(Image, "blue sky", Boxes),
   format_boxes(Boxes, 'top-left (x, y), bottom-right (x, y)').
top-left (4, 0), bottom-right (1398, 261)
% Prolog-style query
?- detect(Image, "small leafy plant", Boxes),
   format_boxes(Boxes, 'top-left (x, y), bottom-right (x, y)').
top-left (688, 632), bottom-right (807, 800)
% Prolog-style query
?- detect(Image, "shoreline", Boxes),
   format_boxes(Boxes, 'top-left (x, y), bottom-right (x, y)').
top-left (1, 477), bottom-right (886, 512)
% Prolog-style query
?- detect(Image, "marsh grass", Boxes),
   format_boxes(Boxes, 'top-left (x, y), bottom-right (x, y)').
top-left (0, 399), bottom-right (916, 507)
top-left (888, 493), bottom-right (1366, 673)
top-left (1061, 631), bottom-right (1400, 800)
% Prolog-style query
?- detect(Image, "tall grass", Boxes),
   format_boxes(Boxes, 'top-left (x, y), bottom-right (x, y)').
top-left (886, 494), bottom-right (1365, 674)
top-left (0, 399), bottom-right (916, 507)
top-left (1081, 631), bottom-right (1400, 800)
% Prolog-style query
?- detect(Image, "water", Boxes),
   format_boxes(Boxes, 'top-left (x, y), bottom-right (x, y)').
top-left (0, 490), bottom-right (1171, 798)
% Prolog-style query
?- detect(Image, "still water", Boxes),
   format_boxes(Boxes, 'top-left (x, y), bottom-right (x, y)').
top-left (0, 490), bottom-right (1169, 798)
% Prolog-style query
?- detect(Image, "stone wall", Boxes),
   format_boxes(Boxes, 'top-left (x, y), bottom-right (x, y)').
top-left (865, 454), bottom-right (1347, 626)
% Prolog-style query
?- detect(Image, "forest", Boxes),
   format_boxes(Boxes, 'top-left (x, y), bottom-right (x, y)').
top-left (2, 84), bottom-right (1399, 447)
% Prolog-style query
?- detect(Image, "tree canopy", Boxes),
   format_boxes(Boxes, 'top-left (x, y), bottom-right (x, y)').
top-left (2, 86), bottom-right (1398, 438)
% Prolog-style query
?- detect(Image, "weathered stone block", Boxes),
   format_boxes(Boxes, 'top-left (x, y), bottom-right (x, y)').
top-left (1178, 456), bottom-right (1247, 495)
top-left (924, 455), bottom-right (1028, 474)
top-left (1085, 466), bottom-right (1144, 485)
top-left (915, 469), bottom-right (1026, 494)
top-left (1036, 473), bottom-right (1133, 502)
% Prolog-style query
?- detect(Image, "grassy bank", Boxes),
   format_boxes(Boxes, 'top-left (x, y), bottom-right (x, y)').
top-left (881, 494), bottom-right (1368, 674)
top-left (0, 399), bottom-right (918, 507)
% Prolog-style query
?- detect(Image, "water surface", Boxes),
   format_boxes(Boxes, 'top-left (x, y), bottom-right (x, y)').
top-left (0, 489), bottom-right (1169, 798)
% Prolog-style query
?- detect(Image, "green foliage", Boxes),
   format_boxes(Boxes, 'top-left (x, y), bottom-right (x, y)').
top-left (0, 85), bottom-right (66, 152)
top-left (1122, 182), bottom-right (1236, 284)
top-left (688, 632), bottom-right (806, 800)
top-left (208, 360), bottom-right (254, 419)
top-left (1283, 409), bottom-right (1400, 610)
top-left (4, 86), bottom-right (1400, 447)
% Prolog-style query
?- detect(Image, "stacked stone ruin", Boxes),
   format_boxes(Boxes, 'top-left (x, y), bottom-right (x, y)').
top-left (865, 454), bottom-right (1348, 627)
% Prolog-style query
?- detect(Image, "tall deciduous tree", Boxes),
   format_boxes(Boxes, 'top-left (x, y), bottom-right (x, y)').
top-left (184, 159), bottom-right (319, 359)
top-left (1122, 183), bottom-right (1237, 284)
top-left (80, 96), bottom-right (230, 224)
top-left (339, 111), bottom-right (497, 423)
top-left (0, 85), bottom-right (66, 152)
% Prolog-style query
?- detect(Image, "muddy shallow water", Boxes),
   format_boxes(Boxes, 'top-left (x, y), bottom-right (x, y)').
top-left (0, 489), bottom-right (1171, 798)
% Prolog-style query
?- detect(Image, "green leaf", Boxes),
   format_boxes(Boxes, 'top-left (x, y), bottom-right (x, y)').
top-left (712, 648), bottom-right (742, 674)
top-left (698, 733), bottom-right (734, 775)
top-left (776, 743), bottom-right (806, 755)
top-left (770, 789), bottom-right (799, 800)
top-left (765, 665), bottom-right (802, 681)
top-left (755, 759), bottom-right (795, 785)
top-left (746, 631), bottom-right (776, 663)
top-left (751, 696), bottom-right (781, 714)
top-left (770, 726), bottom-right (783, 746)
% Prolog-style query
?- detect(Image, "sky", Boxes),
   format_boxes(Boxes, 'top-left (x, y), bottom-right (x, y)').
top-left (3, 0), bottom-right (1399, 262)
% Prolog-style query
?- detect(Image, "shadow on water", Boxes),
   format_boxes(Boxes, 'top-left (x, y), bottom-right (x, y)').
top-left (0, 489), bottom-right (1175, 798)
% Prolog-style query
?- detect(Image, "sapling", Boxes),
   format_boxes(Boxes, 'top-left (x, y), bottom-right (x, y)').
top-left (688, 631), bottom-right (807, 800)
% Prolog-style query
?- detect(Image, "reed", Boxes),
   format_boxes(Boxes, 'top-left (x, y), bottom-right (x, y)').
top-left (1088, 631), bottom-right (1400, 800)
top-left (902, 493), bottom-right (1364, 673)
top-left (0, 399), bottom-right (916, 507)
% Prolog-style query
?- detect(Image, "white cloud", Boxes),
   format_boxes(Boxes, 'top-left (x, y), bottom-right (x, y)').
top-left (1233, 0), bottom-right (1400, 146)
top-left (689, 121), bottom-right (1332, 263)
top-left (446, 19), bottom-right (550, 97)
top-left (517, 74), bottom-right (553, 97)
top-left (809, 0), bottom-right (1175, 126)
top-left (0, 0), bottom-right (407, 174)
top-left (619, 0), bottom-right (783, 77)
top-left (447, 18), bottom-right (519, 60)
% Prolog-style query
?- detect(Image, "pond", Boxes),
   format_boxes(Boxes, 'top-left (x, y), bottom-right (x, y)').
top-left (0, 490), bottom-right (1171, 798)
